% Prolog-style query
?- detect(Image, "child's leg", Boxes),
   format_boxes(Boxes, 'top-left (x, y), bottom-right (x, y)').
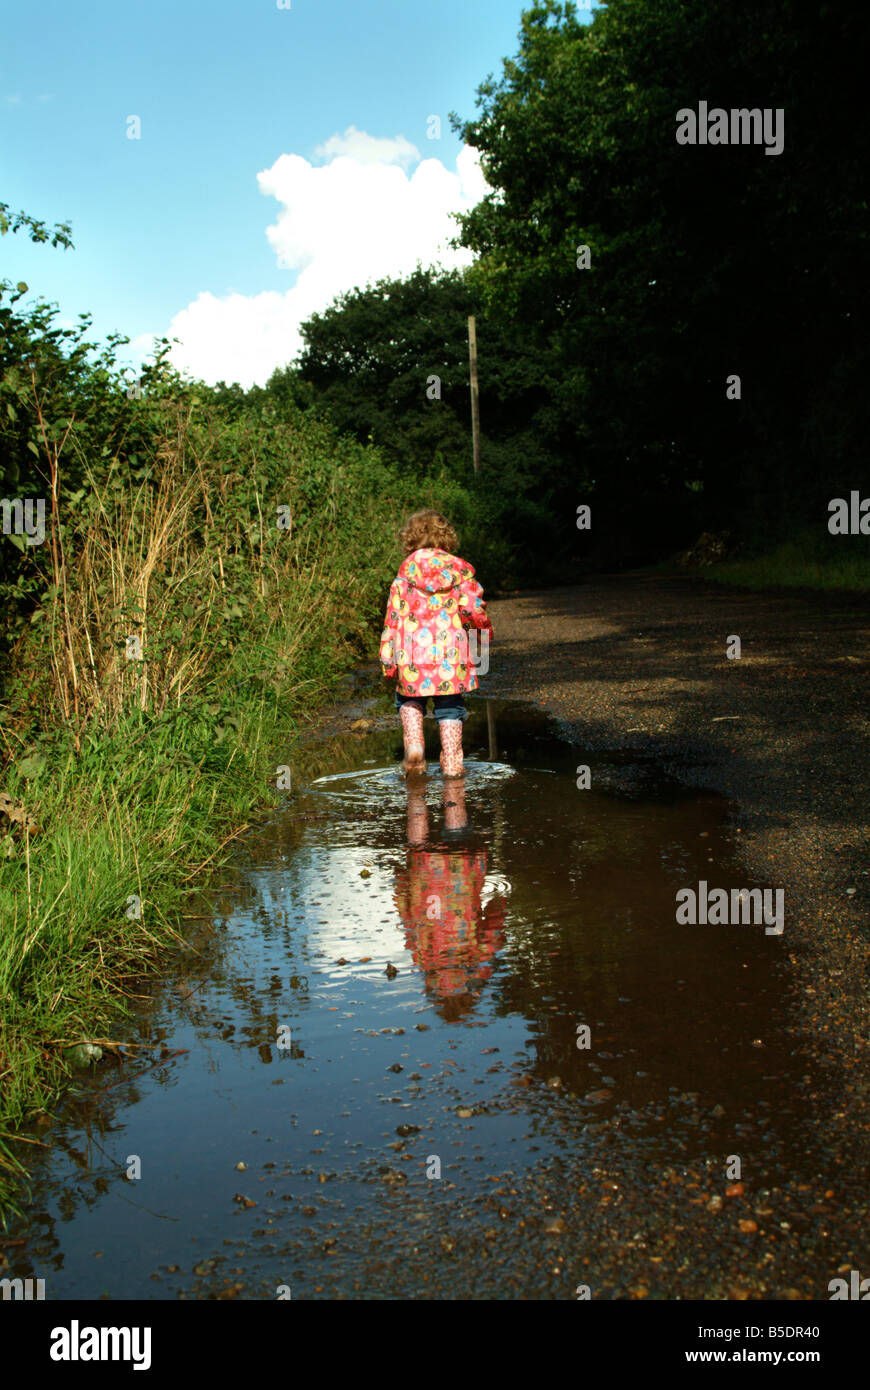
top-left (399, 698), bottom-right (426, 774)
top-left (433, 696), bottom-right (465, 779)
top-left (438, 720), bottom-right (464, 778)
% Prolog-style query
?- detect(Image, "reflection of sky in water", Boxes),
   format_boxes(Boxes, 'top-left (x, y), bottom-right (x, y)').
top-left (280, 761), bottom-right (516, 967)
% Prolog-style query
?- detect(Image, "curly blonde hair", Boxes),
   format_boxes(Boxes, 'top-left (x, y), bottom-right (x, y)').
top-left (399, 509), bottom-right (458, 555)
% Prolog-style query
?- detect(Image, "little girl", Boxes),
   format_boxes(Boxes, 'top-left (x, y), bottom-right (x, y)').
top-left (380, 509), bottom-right (492, 778)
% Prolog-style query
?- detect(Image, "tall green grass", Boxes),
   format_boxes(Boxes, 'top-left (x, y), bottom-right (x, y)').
top-left (0, 381), bottom-right (449, 1218)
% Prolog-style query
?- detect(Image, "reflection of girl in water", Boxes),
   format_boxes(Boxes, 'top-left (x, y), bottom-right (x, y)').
top-left (394, 781), bottom-right (506, 1020)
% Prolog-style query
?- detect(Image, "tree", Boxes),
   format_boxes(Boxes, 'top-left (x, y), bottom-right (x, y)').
top-left (451, 0), bottom-right (870, 548)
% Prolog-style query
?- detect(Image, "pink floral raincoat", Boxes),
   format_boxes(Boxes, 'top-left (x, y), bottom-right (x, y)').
top-left (379, 547), bottom-right (492, 697)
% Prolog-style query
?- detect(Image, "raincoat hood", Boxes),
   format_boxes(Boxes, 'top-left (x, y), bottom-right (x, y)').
top-left (399, 548), bottom-right (475, 594)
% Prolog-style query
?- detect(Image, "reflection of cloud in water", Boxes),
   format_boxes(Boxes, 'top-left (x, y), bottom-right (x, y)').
top-left (249, 846), bottom-right (401, 964)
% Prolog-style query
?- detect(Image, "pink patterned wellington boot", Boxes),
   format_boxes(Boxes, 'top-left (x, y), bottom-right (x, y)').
top-left (400, 704), bottom-right (426, 776)
top-left (439, 719), bottom-right (464, 779)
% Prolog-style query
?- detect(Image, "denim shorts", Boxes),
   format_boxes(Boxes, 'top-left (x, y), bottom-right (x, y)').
top-left (395, 692), bottom-right (467, 722)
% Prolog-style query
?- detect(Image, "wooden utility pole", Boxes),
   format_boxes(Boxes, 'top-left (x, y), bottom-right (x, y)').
top-left (487, 701), bottom-right (497, 761)
top-left (467, 314), bottom-right (481, 474)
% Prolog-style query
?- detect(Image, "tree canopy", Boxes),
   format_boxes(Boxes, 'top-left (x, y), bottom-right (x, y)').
top-left (450, 0), bottom-right (870, 541)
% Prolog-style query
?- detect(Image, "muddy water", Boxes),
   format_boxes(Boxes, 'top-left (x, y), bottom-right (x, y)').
top-left (4, 698), bottom-right (821, 1299)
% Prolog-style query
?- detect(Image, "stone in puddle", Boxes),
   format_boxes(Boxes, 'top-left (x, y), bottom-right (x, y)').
top-left (381, 1170), bottom-right (408, 1186)
top-left (543, 1216), bottom-right (567, 1235)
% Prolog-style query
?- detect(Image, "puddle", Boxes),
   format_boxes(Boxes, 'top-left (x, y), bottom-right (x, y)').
top-left (2, 699), bottom-right (822, 1299)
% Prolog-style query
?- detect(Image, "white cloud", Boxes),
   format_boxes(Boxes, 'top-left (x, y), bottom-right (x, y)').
top-left (128, 331), bottom-right (160, 359)
top-left (162, 132), bottom-right (490, 389)
top-left (313, 124), bottom-right (420, 170)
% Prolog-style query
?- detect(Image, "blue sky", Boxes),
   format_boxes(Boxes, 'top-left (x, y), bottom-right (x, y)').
top-left (3, 0), bottom-right (594, 387)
